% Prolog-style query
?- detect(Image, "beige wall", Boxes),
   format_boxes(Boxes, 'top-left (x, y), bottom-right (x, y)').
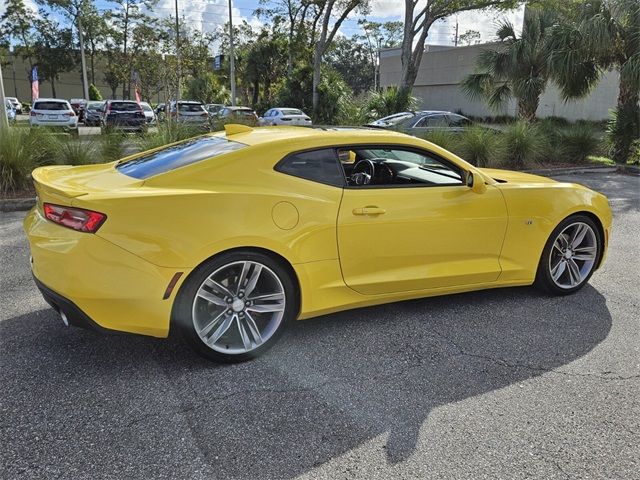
top-left (379, 44), bottom-right (619, 121)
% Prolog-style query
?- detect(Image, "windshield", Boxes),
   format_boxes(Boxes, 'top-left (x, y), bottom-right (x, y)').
top-left (140, 104), bottom-right (153, 112)
top-left (179, 103), bottom-right (205, 112)
top-left (110, 102), bottom-right (140, 112)
top-left (117, 136), bottom-right (246, 179)
top-left (375, 113), bottom-right (414, 125)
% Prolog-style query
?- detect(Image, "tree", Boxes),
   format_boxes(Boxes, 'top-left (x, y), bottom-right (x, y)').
top-left (548, 0), bottom-right (640, 163)
top-left (244, 30), bottom-right (288, 107)
top-left (461, 10), bottom-right (556, 121)
top-left (458, 29), bottom-right (481, 45)
top-left (186, 72), bottom-right (230, 105)
top-left (0, 0), bottom-right (37, 69)
top-left (398, 0), bottom-right (518, 105)
top-left (326, 36), bottom-right (374, 93)
top-left (32, 17), bottom-right (76, 97)
top-left (311, 0), bottom-right (370, 111)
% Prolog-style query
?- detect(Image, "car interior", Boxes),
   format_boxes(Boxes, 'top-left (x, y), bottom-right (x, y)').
top-left (338, 147), bottom-right (464, 187)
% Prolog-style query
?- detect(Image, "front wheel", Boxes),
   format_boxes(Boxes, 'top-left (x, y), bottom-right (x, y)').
top-left (535, 214), bottom-right (602, 295)
top-left (173, 251), bottom-right (298, 362)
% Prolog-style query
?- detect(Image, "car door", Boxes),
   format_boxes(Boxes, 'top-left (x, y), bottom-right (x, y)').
top-left (337, 146), bottom-right (508, 295)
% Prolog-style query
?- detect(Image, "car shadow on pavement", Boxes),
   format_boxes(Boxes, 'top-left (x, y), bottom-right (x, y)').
top-left (1, 285), bottom-right (611, 479)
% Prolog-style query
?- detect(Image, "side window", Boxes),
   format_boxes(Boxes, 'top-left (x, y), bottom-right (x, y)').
top-left (275, 148), bottom-right (344, 187)
top-left (264, 109), bottom-right (272, 117)
top-left (413, 116), bottom-right (428, 128)
top-left (448, 114), bottom-right (472, 127)
top-left (344, 147), bottom-right (464, 187)
top-left (427, 115), bottom-right (448, 127)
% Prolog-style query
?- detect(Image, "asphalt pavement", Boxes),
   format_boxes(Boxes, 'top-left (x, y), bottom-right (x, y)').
top-left (1, 172), bottom-right (639, 479)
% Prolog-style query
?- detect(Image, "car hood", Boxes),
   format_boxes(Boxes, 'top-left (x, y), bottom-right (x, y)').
top-left (479, 168), bottom-right (557, 185)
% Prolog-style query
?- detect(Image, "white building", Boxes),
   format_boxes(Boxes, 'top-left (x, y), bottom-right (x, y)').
top-left (379, 43), bottom-right (619, 121)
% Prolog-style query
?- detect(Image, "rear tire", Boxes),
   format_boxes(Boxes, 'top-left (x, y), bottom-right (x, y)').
top-left (535, 214), bottom-right (602, 295)
top-left (173, 250), bottom-right (298, 363)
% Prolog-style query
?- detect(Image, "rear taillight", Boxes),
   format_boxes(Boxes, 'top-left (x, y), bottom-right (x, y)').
top-left (43, 203), bottom-right (107, 233)
top-left (30, 111), bottom-right (36, 116)
top-left (68, 111), bottom-right (76, 116)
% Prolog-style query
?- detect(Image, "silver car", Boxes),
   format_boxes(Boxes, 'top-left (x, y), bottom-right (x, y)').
top-left (169, 101), bottom-right (210, 128)
top-left (139, 102), bottom-right (157, 126)
top-left (6, 97), bottom-right (22, 114)
top-left (259, 107), bottom-right (312, 126)
top-left (29, 99), bottom-right (78, 133)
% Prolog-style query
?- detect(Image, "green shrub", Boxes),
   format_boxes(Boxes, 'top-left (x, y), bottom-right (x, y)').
top-left (88, 84), bottom-right (103, 101)
top-left (367, 86), bottom-right (417, 118)
top-left (502, 121), bottom-right (547, 167)
top-left (421, 130), bottom-right (462, 157)
top-left (335, 94), bottom-right (371, 126)
top-left (0, 128), bottom-right (36, 194)
top-left (557, 124), bottom-right (600, 163)
top-left (100, 133), bottom-right (127, 162)
top-left (458, 126), bottom-right (505, 167)
top-left (136, 122), bottom-right (203, 152)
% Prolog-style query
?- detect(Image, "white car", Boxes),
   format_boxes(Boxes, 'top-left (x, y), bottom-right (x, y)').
top-left (139, 102), bottom-right (157, 125)
top-left (29, 99), bottom-right (78, 133)
top-left (6, 97), bottom-right (22, 114)
top-left (169, 101), bottom-right (210, 128)
top-left (259, 107), bottom-right (312, 126)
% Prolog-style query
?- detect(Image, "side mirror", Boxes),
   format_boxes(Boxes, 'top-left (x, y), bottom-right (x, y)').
top-left (466, 171), bottom-right (487, 194)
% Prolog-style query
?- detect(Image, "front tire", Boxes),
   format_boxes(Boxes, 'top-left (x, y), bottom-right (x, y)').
top-left (173, 251), bottom-right (298, 362)
top-left (535, 214), bottom-right (602, 295)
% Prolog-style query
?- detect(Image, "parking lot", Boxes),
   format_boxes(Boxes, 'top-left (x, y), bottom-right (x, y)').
top-left (1, 172), bottom-right (638, 479)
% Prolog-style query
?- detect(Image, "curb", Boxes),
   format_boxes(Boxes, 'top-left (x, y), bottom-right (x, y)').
top-left (0, 198), bottom-right (36, 213)
top-left (524, 166), bottom-right (618, 176)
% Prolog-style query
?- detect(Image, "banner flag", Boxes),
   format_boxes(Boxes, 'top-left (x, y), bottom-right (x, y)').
top-left (30, 66), bottom-right (39, 102)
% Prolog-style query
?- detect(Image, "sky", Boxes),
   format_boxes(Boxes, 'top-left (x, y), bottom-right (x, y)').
top-left (2, 0), bottom-right (525, 51)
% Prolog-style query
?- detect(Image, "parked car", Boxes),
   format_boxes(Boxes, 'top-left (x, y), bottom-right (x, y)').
top-left (169, 100), bottom-right (210, 129)
top-left (217, 106), bottom-right (259, 125)
top-left (205, 103), bottom-right (225, 117)
top-left (154, 103), bottom-right (167, 122)
top-left (368, 111), bottom-right (475, 135)
top-left (100, 100), bottom-right (146, 134)
top-left (259, 107), bottom-right (312, 126)
top-left (4, 99), bottom-right (17, 124)
top-left (69, 99), bottom-right (87, 122)
top-left (29, 98), bottom-right (78, 134)
top-left (139, 102), bottom-right (157, 126)
top-left (25, 126), bottom-right (612, 362)
top-left (84, 101), bottom-right (105, 126)
top-left (6, 97), bottom-right (22, 114)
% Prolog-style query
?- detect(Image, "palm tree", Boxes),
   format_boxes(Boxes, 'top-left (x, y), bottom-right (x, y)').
top-left (461, 10), bottom-right (557, 121)
top-left (548, 0), bottom-right (640, 163)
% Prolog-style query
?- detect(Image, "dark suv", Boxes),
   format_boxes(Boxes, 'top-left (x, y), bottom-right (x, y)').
top-left (100, 100), bottom-right (147, 133)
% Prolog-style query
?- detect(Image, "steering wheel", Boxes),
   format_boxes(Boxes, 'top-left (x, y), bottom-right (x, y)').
top-left (351, 159), bottom-right (376, 186)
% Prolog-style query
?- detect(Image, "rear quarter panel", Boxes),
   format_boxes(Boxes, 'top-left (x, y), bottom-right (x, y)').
top-left (72, 144), bottom-right (344, 269)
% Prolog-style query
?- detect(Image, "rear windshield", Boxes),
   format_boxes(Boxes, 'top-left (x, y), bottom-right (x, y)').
top-left (117, 136), bottom-right (245, 179)
top-left (87, 102), bottom-right (103, 110)
top-left (33, 101), bottom-right (69, 111)
top-left (281, 109), bottom-right (303, 116)
top-left (141, 104), bottom-right (152, 112)
top-left (179, 103), bottom-right (205, 112)
top-left (110, 102), bottom-right (140, 111)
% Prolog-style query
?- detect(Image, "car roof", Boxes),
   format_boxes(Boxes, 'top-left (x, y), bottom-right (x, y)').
top-left (34, 98), bottom-right (68, 102)
top-left (215, 125), bottom-right (410, 147)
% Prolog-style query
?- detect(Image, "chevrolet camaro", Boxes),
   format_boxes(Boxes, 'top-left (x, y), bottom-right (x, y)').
top-left (24, 125), bottom-right (612, 362)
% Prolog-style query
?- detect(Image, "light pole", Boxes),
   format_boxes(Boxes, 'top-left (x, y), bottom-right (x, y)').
top-left (78, 13), bottom-right (90, 99)
top-left (228, 0), bottom-right (236, 106)
top-left (0, 61), bottom-right (9, 130)
top-left (175, 0), bottom-right (181, 104)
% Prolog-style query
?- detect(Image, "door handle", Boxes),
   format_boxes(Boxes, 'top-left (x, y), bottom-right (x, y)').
top-left (353, 206), bottom-right (386, 216)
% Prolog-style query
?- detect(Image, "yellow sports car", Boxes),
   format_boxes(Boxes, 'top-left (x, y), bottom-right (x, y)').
top-left (24, 125), bottom-right (612, 362)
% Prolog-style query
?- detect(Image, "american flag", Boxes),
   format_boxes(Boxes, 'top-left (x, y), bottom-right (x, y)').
top-left (30, 66), bottom-right (39, 102)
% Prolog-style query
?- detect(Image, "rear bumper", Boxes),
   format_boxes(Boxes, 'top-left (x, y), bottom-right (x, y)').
top-left (34, 276), bottom-right (117, 334)
top-left (24, 207), bottom-right (187, 337)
